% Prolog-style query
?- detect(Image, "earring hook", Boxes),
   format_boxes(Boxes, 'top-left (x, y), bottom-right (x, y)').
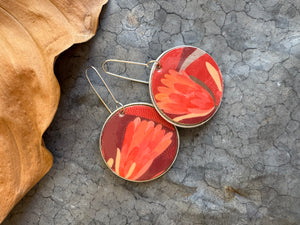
top-left (102, 59), bottom-right (161, 84)
top-left (85, 66), bottom-right (125, 114)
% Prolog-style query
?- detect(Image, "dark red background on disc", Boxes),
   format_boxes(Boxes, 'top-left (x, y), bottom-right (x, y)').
top-left (100, 104), bottom-right (178, 181)
top-left (151, 46), bottom-right (223, 125)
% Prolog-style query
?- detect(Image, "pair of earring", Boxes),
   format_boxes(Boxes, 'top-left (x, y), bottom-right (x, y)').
top-left (85, 45), bottom-right (223, 182)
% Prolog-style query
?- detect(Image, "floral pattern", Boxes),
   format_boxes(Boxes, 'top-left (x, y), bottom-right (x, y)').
top-left (100, 104), bottom-right (178, 182)
top-left (151, 46), bottom-right (223, 126)
top-left (107, 117), bottom-right (173, 180)
top-left (155, 70), bottom-right (215, 122)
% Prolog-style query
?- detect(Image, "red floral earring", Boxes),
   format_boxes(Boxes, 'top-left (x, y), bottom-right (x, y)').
top-left (102, 45), bottom-right (223, 128)
top-left (85, 66), bottom-right (179, 182)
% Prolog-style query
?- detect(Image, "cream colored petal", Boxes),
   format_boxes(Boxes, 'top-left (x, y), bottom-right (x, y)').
top-left (107, 158), bottom-right (114, 168)
top-left (173, 112), bottom-right (213, 122)
top-left (125, 162), bottom-right (136, 179)
top-left (180, 48), bottom-right (205, 71)
top-left (131, 159), bottom-right (154, 180)
top-left (115, 148), bottom-right (121, 175)
top-left (205, 61), bottom-right (222, 91)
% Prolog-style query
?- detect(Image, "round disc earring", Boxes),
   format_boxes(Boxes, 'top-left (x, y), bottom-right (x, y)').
top-left (102, 45), bottom-right (223, 128)
top-left (85, 66), bottom-right (179, 182)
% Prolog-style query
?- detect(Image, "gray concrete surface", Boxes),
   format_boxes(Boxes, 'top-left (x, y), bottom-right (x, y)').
top-left (3, 0), bottom-right (300, 224)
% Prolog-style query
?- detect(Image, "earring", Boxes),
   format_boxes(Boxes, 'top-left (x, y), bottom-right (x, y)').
top-left (85, 66), bottom-right (179, 182)
top-left (102, 45), bottom-right (223, 128)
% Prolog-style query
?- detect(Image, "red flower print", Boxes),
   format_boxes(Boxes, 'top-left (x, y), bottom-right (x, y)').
top-left (155, 69), bottom-right (215, 122)
top-left (107, 117), bottom-right (173, 180)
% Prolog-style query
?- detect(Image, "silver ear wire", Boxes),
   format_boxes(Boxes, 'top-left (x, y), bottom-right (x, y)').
top-left (101, 59), bottom-right (161, 84)
top-left (85, 66), bottom-right (125, 114)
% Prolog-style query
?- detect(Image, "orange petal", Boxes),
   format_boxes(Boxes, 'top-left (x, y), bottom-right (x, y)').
top-left (129, 120), bottom-right (148, 149)
top-left (133, 117), bottom-right (141, 129)
top-left (161, 78), bottom-right (175, 88)
top-left (152, 135), bottom-right (172, 157)
top-left (173, 83), bottom-right (195, 94)
top-left (155, 93), bottom-right (170, 102)
top-left (130, 159), bottom-right (154, 180)
top-left (145, 120), bottom-right (155, 133)
top-left (151, 170), bottom-right (165, 179)
top-left (168, 93), bottom-right (189, 104)
top-left (157, 86), bottom-right (171, 93)
top-left (158, 103), bottom-right (187, 114)
top-left (121, 121), bottom-right (135, 152)
top-left (125, 162), bottom-right (136, 179)
top-left (132, 147), bottom-right (152, 169)
top-left (173, 111), bottom-right (214, 122)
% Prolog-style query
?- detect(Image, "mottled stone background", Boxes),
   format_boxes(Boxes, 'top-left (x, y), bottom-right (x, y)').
top-left (3, 0), bottom-right (300, 224)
